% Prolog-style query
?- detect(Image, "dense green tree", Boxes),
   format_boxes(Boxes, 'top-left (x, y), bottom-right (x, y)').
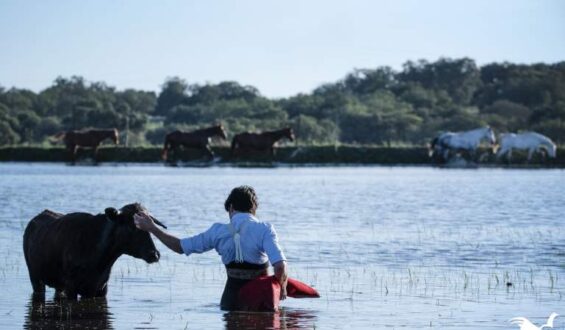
top-left (16, 110), bottom-right (41, 142)
top-left (154, 77), bottom-right (189, 116)
top-left (291, 115), bottom-right (339, 144)
top-left (36, 116), bottom-right (62, 138)
top-left (481, 100), bottom-right (531, 132)
top-left (186, 81), bottom-right (259, 105)
top-left (0, 121), bottom-right (19, 145)
top-left (116, 89), bottom-right (156, 114)
top-left (277, 93), bottom-right (323, 119)
top-left (343, 67), bottom-right (396, 94)
top-left (398, 58), bottom-right (481, 105)
top-left (1, 58), bottom-right (564, 147)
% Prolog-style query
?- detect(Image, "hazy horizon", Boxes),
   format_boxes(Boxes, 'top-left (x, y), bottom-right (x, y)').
top-left (1, 0), bottom-right (564, 98)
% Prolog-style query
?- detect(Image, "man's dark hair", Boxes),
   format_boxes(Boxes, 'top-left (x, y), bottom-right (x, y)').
top-left (224, 186), bottom-right (259, 214)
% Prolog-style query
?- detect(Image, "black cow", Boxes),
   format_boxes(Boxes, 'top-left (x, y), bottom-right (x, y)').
top-left (23, 203), bottom-right (166, 300)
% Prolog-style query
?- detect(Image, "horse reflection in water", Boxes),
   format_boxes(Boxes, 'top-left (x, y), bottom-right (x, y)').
top-left (224, 308), bottom-right (317, 330)
top-left (24, 296), bottom-right (113, 330)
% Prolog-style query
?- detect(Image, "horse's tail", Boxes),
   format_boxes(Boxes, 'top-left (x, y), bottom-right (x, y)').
top-left (161, 136), bottom-right (170, 161)
top-left (49, 132), bottom-right (66, 145)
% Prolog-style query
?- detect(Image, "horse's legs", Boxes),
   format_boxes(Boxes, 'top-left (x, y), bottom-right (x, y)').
top-left (431, 147), bottom-right (441, 163)
top-left (167, 143), bottom-right (178, 160)
top-left (506, 148), bottom-right (513, 163)
top-left (443, 149), bottom-right (450, 161)
top-left (469, 149), bottom-right (476, 162)
top-left (230, 137), bottom-right (239, 157)
top-left (540, 147), bottom-right (547, 162)
top-left (496, 147), bottom-right (506, 161)
top-left (527, 148), bottom-right (535, 163)
top-left (93, 146), bottom-right (99, 164)
top-left (68, 145), bottom-right (77, 164)
top-left (161, 139), bottom-right (170, 161)
top-left (204, 145), bottom-right (214, 159)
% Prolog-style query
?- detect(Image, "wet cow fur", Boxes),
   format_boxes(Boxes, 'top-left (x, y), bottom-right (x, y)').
top-left (23, 203), bottom-right (165, 300)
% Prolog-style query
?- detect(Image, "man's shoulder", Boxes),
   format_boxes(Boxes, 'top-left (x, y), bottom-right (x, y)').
top-left (247, 218), bottom-right (275, 231)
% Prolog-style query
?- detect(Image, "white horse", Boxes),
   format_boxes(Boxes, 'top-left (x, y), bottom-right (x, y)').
top-left (496, 132), bottom-right (557, 162)
top-left (430, 126), bottom-right (496, 161)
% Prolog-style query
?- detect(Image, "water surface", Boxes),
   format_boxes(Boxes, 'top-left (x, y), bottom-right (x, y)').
top-left (0, 164), bottom-right (563, 329)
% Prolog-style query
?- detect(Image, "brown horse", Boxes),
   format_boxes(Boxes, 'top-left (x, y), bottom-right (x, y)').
top-left (52, 128), bottom-right (119, 163)
top-left (231, 128), bottom-right (295, 157)
top-left (161, 124), bottom-right (227, 160)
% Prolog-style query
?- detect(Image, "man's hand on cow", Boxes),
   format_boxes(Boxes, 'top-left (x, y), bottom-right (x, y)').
top-left (134, 212), bottom-right (156, 232)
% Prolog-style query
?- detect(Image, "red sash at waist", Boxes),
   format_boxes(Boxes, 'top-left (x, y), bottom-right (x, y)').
top-left (237, 276), bottom-right (320, 311)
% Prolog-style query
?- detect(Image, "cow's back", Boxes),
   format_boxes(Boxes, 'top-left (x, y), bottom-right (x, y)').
top-left (23, 210), bottom-right (66, 289)
top-left (23, 210), bottom-right (94, 290)
top-left (23, 210), bottom-right (63, 258)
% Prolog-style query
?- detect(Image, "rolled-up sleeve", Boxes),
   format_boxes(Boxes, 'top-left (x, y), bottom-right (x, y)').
top-left (262, 224), bottom-right (286, 265)
top-left (180, 224), bottom-right (217, 256)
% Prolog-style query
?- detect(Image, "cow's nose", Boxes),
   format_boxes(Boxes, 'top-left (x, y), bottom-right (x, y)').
top-left (146, 250), bottom-right (160, 263)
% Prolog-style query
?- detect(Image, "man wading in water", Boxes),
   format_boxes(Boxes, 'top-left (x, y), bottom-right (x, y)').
top-left (133, 186), bottom-right (288, 310)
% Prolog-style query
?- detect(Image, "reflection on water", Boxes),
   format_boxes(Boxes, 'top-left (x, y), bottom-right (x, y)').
top-left (1, 164), bottom-right (563, 329)
top-left (223, 308), bottom-right (318, 330)
top-left (24, 296), bottom-right (113, 330)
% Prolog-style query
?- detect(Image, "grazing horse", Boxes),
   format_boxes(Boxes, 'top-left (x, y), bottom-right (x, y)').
top-left (429, 126), bottom-right (496, 161)
top-left (52, 128), bottom-right (119, 163)
top-left (496, 132), bottom-right (556, 163)
top-left (231, 128), bottom-right (295, 157)
top-left (161, 124), bottom-right (227, 160)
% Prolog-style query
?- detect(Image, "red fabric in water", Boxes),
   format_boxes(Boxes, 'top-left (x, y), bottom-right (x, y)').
top-left (286, 277), bottom-right (320, 298)
top-left (237, 276), bottom-right (319, 311)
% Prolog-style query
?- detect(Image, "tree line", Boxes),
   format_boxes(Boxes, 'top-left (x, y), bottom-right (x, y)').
top-left (1, 57), bottom-right (564, 147)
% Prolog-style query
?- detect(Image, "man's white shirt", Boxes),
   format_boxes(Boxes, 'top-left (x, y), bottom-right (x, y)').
top-left (180, 212), bottom-right (286, 265)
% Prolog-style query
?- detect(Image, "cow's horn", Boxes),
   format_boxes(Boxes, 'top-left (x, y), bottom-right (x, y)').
top-left (150, 216), bottom-right (167, 229)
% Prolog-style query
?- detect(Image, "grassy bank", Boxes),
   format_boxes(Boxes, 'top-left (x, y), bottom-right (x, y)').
top-left (1, 146), bottom-right (564, 167)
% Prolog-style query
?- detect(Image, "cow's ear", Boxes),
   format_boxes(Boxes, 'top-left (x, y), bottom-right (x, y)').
top-left (105, 207), bottom-right (119, 222)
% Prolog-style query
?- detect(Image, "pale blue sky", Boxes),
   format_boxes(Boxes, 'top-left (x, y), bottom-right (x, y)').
top-left (1, 0), bottom-right (564, 98)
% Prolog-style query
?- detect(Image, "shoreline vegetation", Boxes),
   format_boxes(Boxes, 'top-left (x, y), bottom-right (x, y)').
top-left (1, 146), bottom-right (564, 167)
top-left (1, 58), bottom-right (564, 149)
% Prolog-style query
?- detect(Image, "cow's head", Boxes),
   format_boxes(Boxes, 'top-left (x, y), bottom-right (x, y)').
top-left (105, 203), bottom-right (166, 263)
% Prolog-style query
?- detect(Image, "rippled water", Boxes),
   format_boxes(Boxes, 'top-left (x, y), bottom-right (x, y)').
top-left (0, 164), bottom-right (563, 329)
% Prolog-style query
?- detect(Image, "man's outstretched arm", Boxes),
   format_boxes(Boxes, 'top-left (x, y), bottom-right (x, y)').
top-left (134, 213), bottom-right (183, 254)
